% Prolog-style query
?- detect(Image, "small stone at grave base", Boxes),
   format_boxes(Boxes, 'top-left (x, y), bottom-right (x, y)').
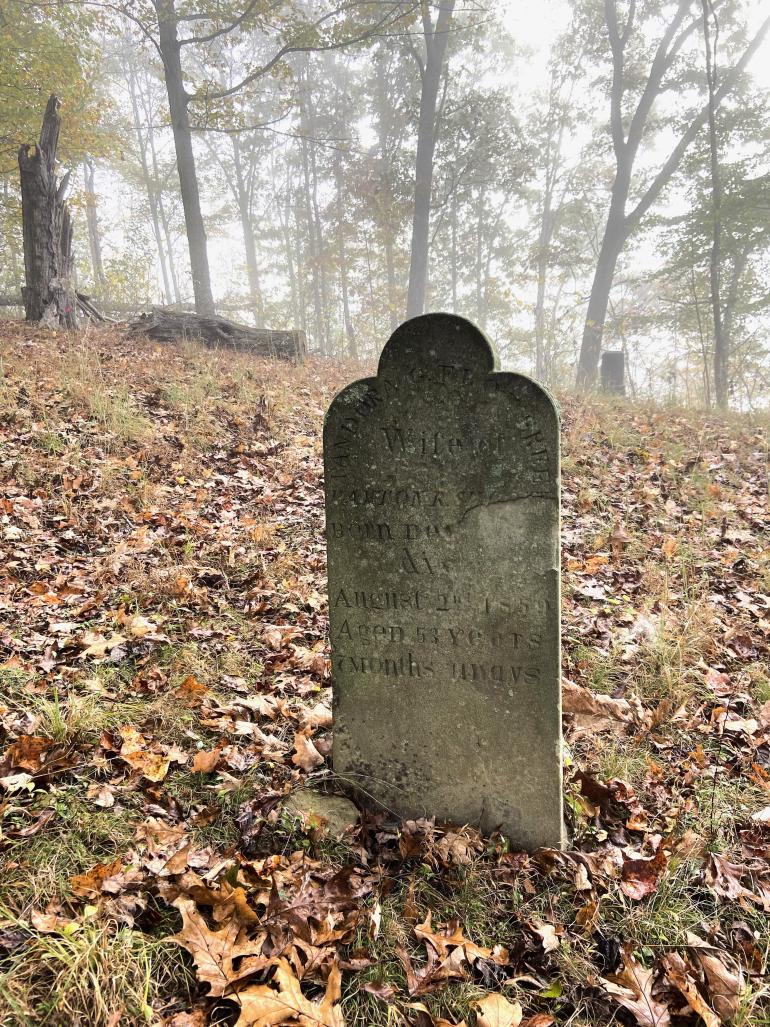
top-left (323, 312), bottom-right (565, 851)
top-left (284, 788), bottom-right (359, 839)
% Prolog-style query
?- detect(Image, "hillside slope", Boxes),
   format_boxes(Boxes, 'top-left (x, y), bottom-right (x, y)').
top-left (0, 325), bottom-right (768, 1027)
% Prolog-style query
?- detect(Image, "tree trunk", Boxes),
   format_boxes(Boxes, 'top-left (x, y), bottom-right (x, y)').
top-left (83, 158), bottom-right (107, 294)
top-left (155, 0), bottom-right (215, 316)
top-left (450, 183), bottom-right (458, 312)
top-left (126, 55), bottom-right (174, 304)
top-left (375, 49), bottom-right (399, 330)
top-left (405, 1), bottom-right (455, 319)
top-left (702, 0), bottom-right (727, 409)
top-left (576, 189), bottom-right (627, 388)
top-left (299, 62), bottom-right (325, 355)
top-left (18, 95), bottom-right (78, 328)
top-left (232, 136), bottom-right (264, 323)
top-left (334, 152), bottom-right (357, 358)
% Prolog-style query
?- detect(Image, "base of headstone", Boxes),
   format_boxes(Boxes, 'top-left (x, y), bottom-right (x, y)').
top-left (284, 788), bottom-right (359, 840)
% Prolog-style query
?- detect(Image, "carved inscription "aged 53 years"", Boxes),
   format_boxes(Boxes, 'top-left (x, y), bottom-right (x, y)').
top-left (323, 313), bottom-right (564, 851)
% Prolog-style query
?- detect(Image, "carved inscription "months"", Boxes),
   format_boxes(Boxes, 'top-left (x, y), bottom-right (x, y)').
top-left (331, 651), bottom-right (542, 686)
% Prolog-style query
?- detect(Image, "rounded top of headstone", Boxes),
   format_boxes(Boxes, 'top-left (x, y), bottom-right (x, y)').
top-left (378, 313), bottom-right (497, 377)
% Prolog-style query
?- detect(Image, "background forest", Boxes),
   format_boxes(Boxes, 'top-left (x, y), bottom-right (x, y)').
top-left (1, 0), bottom-right (770, 407)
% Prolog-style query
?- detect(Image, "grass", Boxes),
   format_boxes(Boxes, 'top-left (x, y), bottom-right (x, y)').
top-left (1, 793), bottom-right (136, 916)
top-left (0, 924), bottom-right (191, 1027)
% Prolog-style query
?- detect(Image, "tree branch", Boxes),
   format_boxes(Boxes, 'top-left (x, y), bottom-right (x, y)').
top-left (625, 12), bottom-right (770, 232)
top-left (190, 3), bottom-right (415, 104)
top-left (178, 0), bottom-right (262, 46)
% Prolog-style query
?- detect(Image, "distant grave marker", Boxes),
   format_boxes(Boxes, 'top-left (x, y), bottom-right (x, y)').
top-left (323, 313), bottom-right (564, 850)
top-left (601, 350), bottom-right (626, 396)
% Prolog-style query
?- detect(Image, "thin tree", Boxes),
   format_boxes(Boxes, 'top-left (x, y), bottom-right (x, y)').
top-left (701, 0), bottom-right (725, 408)
top-left (405, 0), bottom-right (455, 319)
top-left (575, 0), bottom-right (770, 389)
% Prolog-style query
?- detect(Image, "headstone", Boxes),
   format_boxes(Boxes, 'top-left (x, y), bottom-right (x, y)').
top-left (323, 314), bottom-right (563, 851)
top-left (600, 350), bottom-right (625, 395)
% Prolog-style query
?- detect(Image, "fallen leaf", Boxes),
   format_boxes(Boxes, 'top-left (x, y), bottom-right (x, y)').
top-left (5, 735), bottom-right (53, 771)
top-left (661, 951), bottom-right (719, 1027)
top-left (686, 933), bottom-right (744, 1021)
top-left (532, 922), bottom-right (560, 953)
top-left (79, 632), bottom-right (127, 658)
top-left (233, 957), bottom-right (343, 1026)
top-left (621, 845), bottom-right (668, 900)
top-left (70, 859), bottom-right (123, 898)
top-left (291, 728), bottom-right (324, 771)
top-left (171, 897), bottom-right (266, 999)
top-left (473, 993), bottom-right (523, 1027)
top-left (602, 948), bottom-right (670, 1027)
top-left (191, 747), bottom-right (223, 773)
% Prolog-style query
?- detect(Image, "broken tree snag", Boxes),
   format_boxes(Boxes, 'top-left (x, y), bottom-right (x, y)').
top-left (128, 308), bottom-right (306, 360)
top-left (18, 95), bottom-right (78, 328)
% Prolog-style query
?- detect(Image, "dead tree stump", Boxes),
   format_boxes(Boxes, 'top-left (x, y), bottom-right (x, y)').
top-left (18, 95), bottom-right (78, 328)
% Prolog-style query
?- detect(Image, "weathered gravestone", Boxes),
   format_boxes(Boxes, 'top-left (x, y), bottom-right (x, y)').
top-left (600, 350), bottom-right (626, 396)
top-left (323, 313), bottom-right (564, 850)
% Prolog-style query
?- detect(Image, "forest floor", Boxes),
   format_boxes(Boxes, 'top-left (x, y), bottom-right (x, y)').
top-left (0, 324), bottom-right (769, 1027)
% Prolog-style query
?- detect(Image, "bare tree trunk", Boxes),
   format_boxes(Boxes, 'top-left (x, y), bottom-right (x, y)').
top-left (299, 62), bottom-right (325, 355)
top-left (141, 63), bottom-right (183, 304)
top-left (702, 0), bottom-right (727, 409)
top-left (475, 185), bottom-right (485, 324)
top-left (232, 136), bottom-right (264, 323)
top-left (3, 178), bottom-right (23, 293)
top-left (18, 95), bottom-right (78, 328)
top-left (126, 55), bottom-right (174, 304)
top-left (334, 151), bottom-right (356, 358)
top-left (83, 158), bottom-right (107, 294)
top-left (450, 183), bottom-right (458, 312)
top-left (155, 0), bottom-right (215, 316)
top-left (405, 1), bottom-right (455, 319)
top-left (275, 156), bottom-right (300, 331)
top-left (374, 49), bottom-right (399, 330)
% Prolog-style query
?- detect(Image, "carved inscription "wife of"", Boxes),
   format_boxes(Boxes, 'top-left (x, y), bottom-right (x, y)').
top-left (323, 313), bottom-right (564, 851)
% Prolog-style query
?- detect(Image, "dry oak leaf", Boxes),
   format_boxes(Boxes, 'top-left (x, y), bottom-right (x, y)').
top-left (291, 728), bottom-right (325, 771)
top-left (532, 921), bottom-right (560, 953)
top-left (79, 631), bottom-right (127, 659)
top-left (171, 897), bottom-right (266, 999)
top-left (117, 725), bottom-right (170, 782)
top-left (686, 933), bottom-right (744, 1021)
top-left (562, 679), bottom-right (643, 736)
top-left (661, 952), bottom-right (719, 1027)
top-left (621, 845), bottom-right (668, 901)
top-left (70, 858), bottom-right (123, 899)
top-left (176, 675), bottom-right (209, 702)
top-left (232, 957), bottom-right (343, 1027)
top-left (191, 747), bottom-right (223, 774)
top-left (407, 1002), bottom-right (467, 1027)
top-left (414, 912), bottom-right (508, 969)
top-left (301, 701), bottom-right (333, 731)
top-left (5, 735), bottom-right (53, 772)
top-left (473, 993), bottom-right (523, 1027)
top-left (601, 949), bottom-right (670, 1027)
